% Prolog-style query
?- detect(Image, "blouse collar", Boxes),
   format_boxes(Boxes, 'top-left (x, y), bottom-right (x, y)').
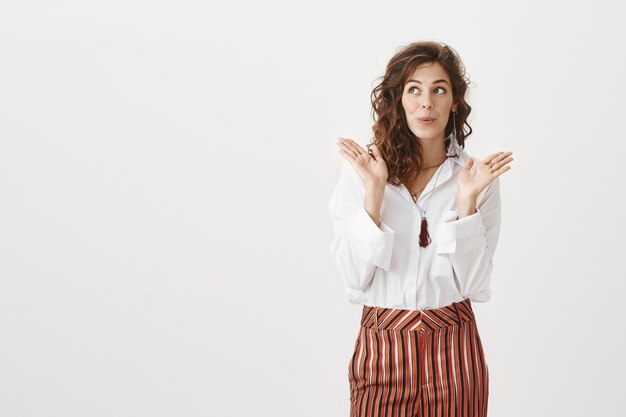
top-left (387, 146), bottom-right (471, 205)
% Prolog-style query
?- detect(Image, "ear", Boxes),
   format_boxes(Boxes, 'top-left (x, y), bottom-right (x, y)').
top-left (452, 100), bottom-right (458, 113)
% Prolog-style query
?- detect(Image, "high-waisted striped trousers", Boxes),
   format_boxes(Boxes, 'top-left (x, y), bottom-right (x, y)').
top-left (348, 298), bottom-right (489, 417)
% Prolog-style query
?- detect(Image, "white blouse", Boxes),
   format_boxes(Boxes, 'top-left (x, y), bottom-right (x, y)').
top-left (327, 147), bottom-right (502, 310)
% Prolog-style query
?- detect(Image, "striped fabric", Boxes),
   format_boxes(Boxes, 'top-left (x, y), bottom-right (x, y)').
top-left (348, 298), bottom-right (489, 417)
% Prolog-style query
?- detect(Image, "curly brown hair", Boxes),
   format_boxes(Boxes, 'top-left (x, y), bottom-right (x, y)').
top-left (368, 41), bottom-right (473, 187)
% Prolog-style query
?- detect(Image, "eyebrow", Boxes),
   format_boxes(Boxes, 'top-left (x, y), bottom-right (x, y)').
top-left (405, 79), bottom-right (450, 86)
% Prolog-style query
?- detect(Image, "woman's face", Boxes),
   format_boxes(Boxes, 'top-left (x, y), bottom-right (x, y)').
top-left (401, 61), bottom-right (458, 144)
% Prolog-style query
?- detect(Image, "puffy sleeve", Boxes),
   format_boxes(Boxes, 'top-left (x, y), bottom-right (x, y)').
top-left (327, 161), bottom-right (396, 291)
top-left (435, 175), bottom-right (502, 302)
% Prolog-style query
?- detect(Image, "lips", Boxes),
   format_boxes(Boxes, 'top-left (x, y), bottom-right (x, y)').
top-left (417, 117), bottom-right (435, 121)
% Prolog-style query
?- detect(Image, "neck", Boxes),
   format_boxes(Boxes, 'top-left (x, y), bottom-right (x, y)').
top-left (419, 136), bottom-right (448, 168)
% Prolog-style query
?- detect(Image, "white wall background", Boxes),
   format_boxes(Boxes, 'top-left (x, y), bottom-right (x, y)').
top-left (1, 1), bottom-right (625, 416)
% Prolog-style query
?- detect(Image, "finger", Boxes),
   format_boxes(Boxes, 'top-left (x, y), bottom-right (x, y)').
top-left (337, 140), bottom-right (360, 160)
top-left (482, 151), bottom-right (506, 165)
top-left (343, 138), bottom-right (366, 155)
top-left (491, 164), bottom-right (512, 177)
top-left (337, 149), bottom-right (357, 163)
top-left (490, 155), bottom-right (513, 171)
top-left (494, 151), bottom-right (513, 162)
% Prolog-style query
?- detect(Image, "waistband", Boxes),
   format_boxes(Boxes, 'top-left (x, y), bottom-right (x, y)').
top-left (361, 298), bottom-right (475, 333)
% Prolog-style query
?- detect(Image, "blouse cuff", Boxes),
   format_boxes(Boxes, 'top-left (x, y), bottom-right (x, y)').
top-left (346, 206), bottom-right (395, 271)
top-left (436, 208), bottom-right (488, 255)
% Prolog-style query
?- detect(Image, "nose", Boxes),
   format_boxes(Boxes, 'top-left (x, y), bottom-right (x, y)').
top-left (421, 95), bottom-right (433, 109)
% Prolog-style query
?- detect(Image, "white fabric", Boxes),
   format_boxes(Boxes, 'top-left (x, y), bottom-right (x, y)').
top-left (328, 147), bottom-right (502, 310)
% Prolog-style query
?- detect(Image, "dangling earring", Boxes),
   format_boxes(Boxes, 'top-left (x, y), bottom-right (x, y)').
top-left (446, 110), bottom-right (461, 157)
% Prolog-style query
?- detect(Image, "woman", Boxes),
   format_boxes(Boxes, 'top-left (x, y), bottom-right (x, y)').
top-left (327, 41), bottom-right (513, 417)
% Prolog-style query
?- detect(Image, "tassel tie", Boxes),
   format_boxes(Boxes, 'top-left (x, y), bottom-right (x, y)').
top-left (419, 216), bottom-right (432, 247)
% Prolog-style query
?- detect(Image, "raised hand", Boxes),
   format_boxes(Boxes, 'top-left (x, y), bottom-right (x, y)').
top-left (457, 151), bottom-right (513, 198)
top-left (336, 137), bottom-right (389, 188)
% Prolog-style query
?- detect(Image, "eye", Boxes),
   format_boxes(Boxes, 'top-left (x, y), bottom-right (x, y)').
top-left (407, 86), bottom-right (447, 94)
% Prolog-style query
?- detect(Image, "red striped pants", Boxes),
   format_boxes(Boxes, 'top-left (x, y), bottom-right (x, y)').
top-left (348, 298), bottom-right (489, 417)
